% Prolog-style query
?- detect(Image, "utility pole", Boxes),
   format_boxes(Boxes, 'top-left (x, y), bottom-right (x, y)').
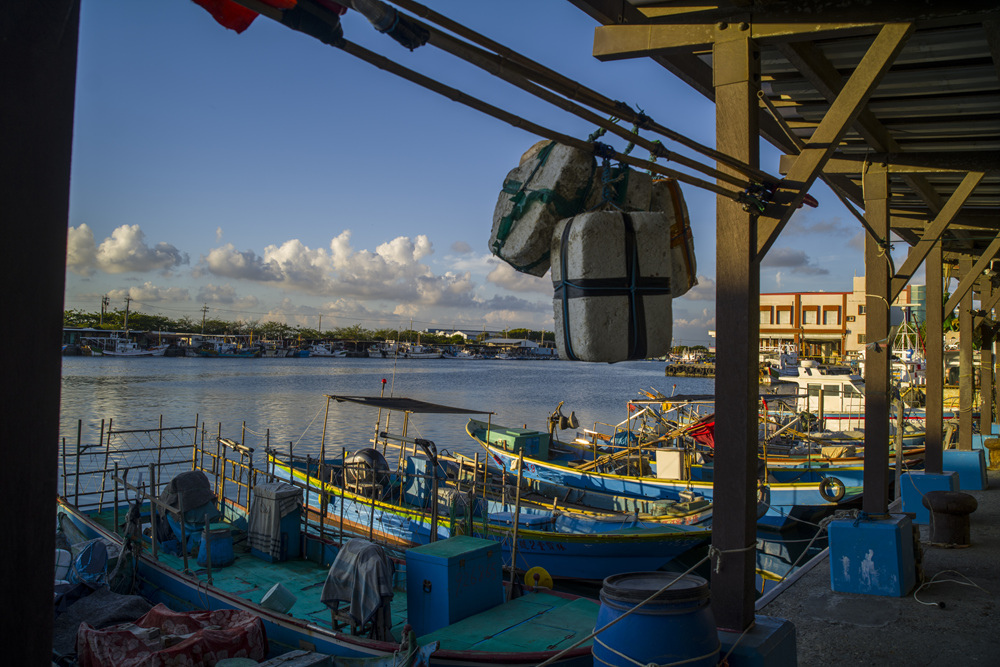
top-left (123, 296), bottom-right (131, 332)
top-left (99, 295), bottom-right (109, 326)
top-left (201, 304), bottom-right (208, 334)
top-left (318, 314), bottom-right (322, 335)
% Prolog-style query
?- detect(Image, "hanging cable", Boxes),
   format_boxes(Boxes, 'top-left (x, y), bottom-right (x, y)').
top-left (387, 0), bottom-right (777, 185)
top-left (229, 0), bottom-right (767, 204)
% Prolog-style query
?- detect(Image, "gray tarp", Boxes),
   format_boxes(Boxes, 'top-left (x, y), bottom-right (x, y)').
top-left (321, 539), bottom-right (394, 629)
top-left (158, 470), bottom-right (216, 519)
top-left (247, 482), bottom-right (302, 560)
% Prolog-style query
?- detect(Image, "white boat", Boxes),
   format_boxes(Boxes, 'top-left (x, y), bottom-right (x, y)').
top-left (101, 335), bottom-right (165, 357)
top-left (308, 343), bottom-right (346, 357)
top-left (401, 344), bottom-right (443, 359)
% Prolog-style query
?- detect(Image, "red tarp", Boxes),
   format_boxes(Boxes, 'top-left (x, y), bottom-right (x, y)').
top-left (77, 604), bottom-right (267, 667)
top-left (192, 0), bottom-right (299, 33)
top-left (686, 419), bottom-right (716, 449)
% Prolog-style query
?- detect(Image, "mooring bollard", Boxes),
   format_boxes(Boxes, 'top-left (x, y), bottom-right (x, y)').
top-left (922, 490), bottom-right (978, 547)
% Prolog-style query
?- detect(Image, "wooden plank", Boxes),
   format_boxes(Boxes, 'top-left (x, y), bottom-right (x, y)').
top-left (943, 236), bottom-right (1000, 315)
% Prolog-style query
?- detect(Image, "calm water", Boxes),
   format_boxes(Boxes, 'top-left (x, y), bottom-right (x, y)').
top-left (59, 357), bottom-right (825, 592)
top-left (60, 356), bottom-right (715, 459)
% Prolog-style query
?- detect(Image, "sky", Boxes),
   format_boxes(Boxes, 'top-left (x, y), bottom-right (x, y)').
top-left (65, 0), bottom-right (906, 346)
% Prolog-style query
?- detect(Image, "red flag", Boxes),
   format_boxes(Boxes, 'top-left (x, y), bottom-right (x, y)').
top-left (192, 0), bottom-right (300, 34)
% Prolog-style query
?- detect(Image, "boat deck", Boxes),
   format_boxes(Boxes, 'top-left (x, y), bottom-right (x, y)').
top-left (82, 507), bottom-right (597, 654)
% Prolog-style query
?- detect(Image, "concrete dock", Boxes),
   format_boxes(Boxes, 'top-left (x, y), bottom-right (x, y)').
top-left (760, 469), bottom-right (999, 665)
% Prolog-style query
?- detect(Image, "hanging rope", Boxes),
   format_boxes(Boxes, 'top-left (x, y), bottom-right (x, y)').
top-left (229, 0), bottom-right (775, 205)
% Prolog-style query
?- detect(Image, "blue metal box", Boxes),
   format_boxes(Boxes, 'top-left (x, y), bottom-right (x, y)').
top-left (829, 514), bottom-right (915, 596)
top-left (405, 536), bottom-right (504, 637)
top-left (901, 471), bottom-right (959, 524)
top-left (943, 449), bottom-right (988, 490)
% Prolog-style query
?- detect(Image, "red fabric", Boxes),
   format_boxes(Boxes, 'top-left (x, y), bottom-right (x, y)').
top-left (192, 0), bottom-right (300, 34)
top-left (686, 419), bottom-right (716, 449)
top-left (77, 604), bottom-right (267, 667)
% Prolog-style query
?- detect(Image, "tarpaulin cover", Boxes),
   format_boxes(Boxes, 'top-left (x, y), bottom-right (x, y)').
top-left (321, 539), bottom-right (395, 628)
top-left (159, 470), bottom-right (217, 521)
top-left (76, 604), bottom-right (267, 667)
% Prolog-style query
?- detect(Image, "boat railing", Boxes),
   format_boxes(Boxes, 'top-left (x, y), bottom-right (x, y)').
top-left (60, 417), bottom-right (202, 513)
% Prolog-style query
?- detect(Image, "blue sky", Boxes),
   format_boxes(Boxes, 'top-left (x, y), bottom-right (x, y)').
top-left (65, 1), bottom-right (894, 346)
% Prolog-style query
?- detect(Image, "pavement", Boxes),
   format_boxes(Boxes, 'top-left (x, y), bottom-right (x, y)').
top-left (759, 468), bottom-right (999, 666)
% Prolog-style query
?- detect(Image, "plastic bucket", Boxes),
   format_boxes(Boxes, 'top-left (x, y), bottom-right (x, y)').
top-left (260, 582), bottom-right (297, 613)
top-left (592, 572), bottom-right (719, 667)
top-left (197, 525), bottom-right (235, 567)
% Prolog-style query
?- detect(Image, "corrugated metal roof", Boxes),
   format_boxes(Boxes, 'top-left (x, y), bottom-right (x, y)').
top-left (570, 0), bottom-right (1000, 258)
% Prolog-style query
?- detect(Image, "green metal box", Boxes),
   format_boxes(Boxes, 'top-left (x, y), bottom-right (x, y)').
top-left (486, 426), bottom-right (550, 460)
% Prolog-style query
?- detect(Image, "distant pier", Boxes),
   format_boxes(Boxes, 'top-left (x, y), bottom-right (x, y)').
top-left (665, 362), bottom-right (715, 377)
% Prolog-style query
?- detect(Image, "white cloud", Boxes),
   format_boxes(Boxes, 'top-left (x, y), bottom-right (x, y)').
top-left (215, 227), bottom-right (224, 241)
top-left (761, 247), bottom-right (829, 275)
top-left (107, 282), bottom-right (190, 303)
top-left (485, 260), bottom-right (551, 294)
top-left (204, 244), bottom-right (282, 281)
top-left (67, 224), bottom-right (98, 275)
top-left (95, 224), bottom-right (188, 274)
top-left (681, 275), bottom-right (715, 301)
top-left (196, 284), bottom-right (260, 309)
top-left (67, 223), bottom-right (187, 275)
top-left (451, 241), bottom-right (473, 254)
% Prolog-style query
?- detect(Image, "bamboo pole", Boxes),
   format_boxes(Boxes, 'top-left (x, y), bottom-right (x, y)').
top-left (191, 414), bottom-right (199, 471)
top-left (61, 437), bottom-right (68, 499)
top-left (507, 450), bottom-right (525, 602)
top-left (340, 447), bottom-right (346, 547)
top-left (98, 419), bottom-right (110, 510)
top-left (75, 420), bottom-right (82, 504)
top-left (148, 463), bottom-right (158, 562)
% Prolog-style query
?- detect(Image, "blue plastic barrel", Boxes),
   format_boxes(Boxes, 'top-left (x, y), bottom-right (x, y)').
top-left (592, 572), bottom-right (719, 667)
top-left (197, 525), bottom-right (235, 567)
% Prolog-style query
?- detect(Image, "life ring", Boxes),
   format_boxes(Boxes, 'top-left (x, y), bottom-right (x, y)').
top-left (819, 476), bottom-right (846, 503)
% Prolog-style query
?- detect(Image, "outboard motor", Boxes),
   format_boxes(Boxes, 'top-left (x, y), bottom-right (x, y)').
top-left (344, 448), bottom-right (391, 498)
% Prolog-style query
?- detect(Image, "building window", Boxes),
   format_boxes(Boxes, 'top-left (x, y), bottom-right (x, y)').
top-left (803, 310), bottom-right (817, 325)
top-left (823, 308), bottom-right (840, 325)
top-left (857, 333), bottom-right (866, 344)
top-left (760, 309), bottom-right (772, 325)
top-left (777, 309), bottom-right (791, 325)
top-left (858, 305), bottom-right (866, 315)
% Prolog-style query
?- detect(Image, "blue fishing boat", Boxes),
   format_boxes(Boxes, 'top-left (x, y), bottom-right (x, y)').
top-left (56, 426), bottom-right (598, 666)
top-left (467, 418), bottom-right (861, 531)
top-left (267, 395), bottom-right (711, 581)
top-left (270, 454), bottom-right (710, 582)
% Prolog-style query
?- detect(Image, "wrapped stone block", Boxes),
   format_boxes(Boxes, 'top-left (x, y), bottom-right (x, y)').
top-left (490, 141), bottom-right (596, 277)
top-left (650, 178), bottom-right (698, 298)
top-left (551, 210), bottom-right (673, 362)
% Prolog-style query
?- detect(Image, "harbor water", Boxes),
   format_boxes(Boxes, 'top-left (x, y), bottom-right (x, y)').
top-left (58, 356), bottom-right (826, 593)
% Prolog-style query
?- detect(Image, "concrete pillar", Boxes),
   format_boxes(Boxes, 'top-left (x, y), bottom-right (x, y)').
top-left (925, 245), bottom-right (944, 473)
top-left (960, 258), bottom-right (973, 451)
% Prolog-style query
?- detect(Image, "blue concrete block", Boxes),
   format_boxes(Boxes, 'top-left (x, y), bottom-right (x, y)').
top-left (718, 615), bottom-right (796, 667)
top-left (992, 423), bottom-right (1000, 435)
top-left (901, 471), bottom-right (959, 524)
top-left (943, 449), bottom-right (988, 490)
top-left (829, 514), bottom-right (916, 597)
top-left (971, 434), bottom-right (986, 450)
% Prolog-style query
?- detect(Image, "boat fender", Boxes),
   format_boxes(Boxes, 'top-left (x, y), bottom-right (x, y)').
top-left (819, 476), bottom-right (846, 503)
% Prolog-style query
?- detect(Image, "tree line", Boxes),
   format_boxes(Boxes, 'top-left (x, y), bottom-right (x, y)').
top-left (62, 309), bottom-right (553, 345)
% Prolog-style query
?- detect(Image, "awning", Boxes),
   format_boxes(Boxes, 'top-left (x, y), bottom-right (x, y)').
top-left (327, 395), bottom-right (491, 415)
top-left (800, 333), bottom-right (844, 340)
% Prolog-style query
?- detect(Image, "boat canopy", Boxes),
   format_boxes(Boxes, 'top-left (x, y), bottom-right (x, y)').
top-left (327, 395), bottom-right (492, 415)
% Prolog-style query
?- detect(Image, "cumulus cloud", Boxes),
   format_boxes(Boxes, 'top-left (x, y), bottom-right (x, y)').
top-left (761, 247), bottom-right (829, 275)
top-left (783, 213), bottom-right (851, 237)
top-left (681, 275), bottom-right (715, 301)
top-left (204, 244), bottom-right (283, 281)
top-left (95, 225), bottom-right (188, 274)
top-left (67, 224), bottom-right (99, 275)
top-left (196, 284), bottom-right (260, 309)
top-left (451, 241), bottom-right (473, 254)
top-left (67, 224), bottom-right (187, 275)
top-left (215, 227), bottom-right (224, 241)
top-left (107, 282), bottom-right (190, 303)
top-left (848, 231), bottom-right (866, 252)
top-left (485, 260), bottom-right (550, 294)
